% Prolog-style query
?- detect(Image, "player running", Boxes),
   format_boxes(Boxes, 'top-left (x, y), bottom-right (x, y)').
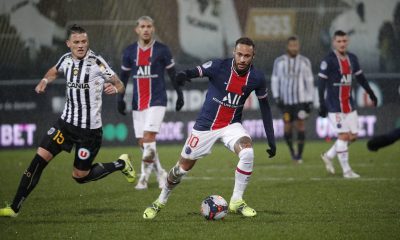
top-left (0, 25), bottom-right (135, 217)
top-left (143, 37), bottom-right (276, 219)
top-left (271, 36), bottom-right (314, 163)
top-left (117, 16), bottom-right (184, 190)
top-left (318, 30), bottom-right (378, 178)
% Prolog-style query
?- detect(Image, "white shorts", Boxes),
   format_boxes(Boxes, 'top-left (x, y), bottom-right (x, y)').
top-left (180, 122), bottom-right (251, 160)
top-left (132, 106), bottom-right (166, 138)
top-left (328, 110), bottom-right (358, 134)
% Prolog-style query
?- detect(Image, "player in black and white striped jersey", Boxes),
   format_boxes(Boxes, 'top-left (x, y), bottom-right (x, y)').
top-left (0, 25), bottom-right (136, 217)
top-left (271, 36), bottom-right (315, 163)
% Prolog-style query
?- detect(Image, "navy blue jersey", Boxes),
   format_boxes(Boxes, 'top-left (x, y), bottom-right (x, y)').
top-left (318, 51), bottom-right (362, 113)
top-left (121, 41), bottom-right (174, 110)
top-left (193, 58), bottom-right (268, 131)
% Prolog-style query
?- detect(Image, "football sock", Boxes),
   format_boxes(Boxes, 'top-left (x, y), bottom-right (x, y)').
top-left (336, 139), bottom-right (351, 173)
top-left (158, 164), bottom-right (188, 204)
top-left (153, 153), bottom-right (165, 176)
top-left (231, 148), bottom-right (254, 202)
top-left (11, 154), bottom-right (48, 213)
top-left (74, 160), bottom-right (125, 183)
top-left (297, 131), bottom-right (305, 159)
top-left (326, 140), bottom-right (337, 159)
top-left (141, 142), bottom-right (156, 180)
top-left (284, 131), bottom-right (295, 157)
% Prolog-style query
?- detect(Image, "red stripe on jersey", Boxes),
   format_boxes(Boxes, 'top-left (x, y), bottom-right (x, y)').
top-left (339, 58), bottom-right (351, 113)
top-left (211, 105), bottom-right (236, 130)
top-left (226, 69), bottom-right (250, 94)
top-left (136, 46), bottom-right (152, 110)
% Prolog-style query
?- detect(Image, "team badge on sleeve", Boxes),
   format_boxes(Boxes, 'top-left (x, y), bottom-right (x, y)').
top-left (202, 61), bottom-right (212, 69)
top-left (320, 61), bottom-right (327, 70)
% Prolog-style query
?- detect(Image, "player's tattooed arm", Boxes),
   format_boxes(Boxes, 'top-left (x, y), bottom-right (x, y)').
top-left (106, 75), bottom-right (125, 94)
top-left (35, 66), bottom-right (58, 94)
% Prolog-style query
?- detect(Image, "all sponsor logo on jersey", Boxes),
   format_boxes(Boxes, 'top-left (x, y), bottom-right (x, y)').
top-left (334, 74), bottom-right (352, 86)
top-left (133, 65), bottom-right (158, 78)
top-left (67, 82), bottom-right (90, 89)
top-left (78, 148), bottom-right (90, 160)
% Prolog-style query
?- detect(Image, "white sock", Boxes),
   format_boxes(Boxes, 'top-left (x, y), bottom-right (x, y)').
top-left (140, 142), bottom-right (156, 180)
top-left (336, 139), bottom-right (351, 173)
top-left (326, 141), bottom-right (337, 159)
top-left (158, 165), bottom-right (188, 204)
top-left (231, 148), bottom-right (254, 202)
top-left (153, 153), bottom-right (165, 176)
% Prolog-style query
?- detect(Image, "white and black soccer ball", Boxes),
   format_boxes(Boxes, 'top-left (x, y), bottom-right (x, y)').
top-left (200, 195), bottom-right (228, 220)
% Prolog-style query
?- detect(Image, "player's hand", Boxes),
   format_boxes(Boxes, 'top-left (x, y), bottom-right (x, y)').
top-left (304, 102), bottom-right (313, 114)
top-left (104, 83), bottom-right (118, 95)
top-left (175, 91), bottom-right (184, 111)
top-left (35, 79), bottom-right (48, 94)
top-left (319, 104), bottom-right (328, 118)
top-left (266, 145), bottom-right (276, 158)
top-left (117, 100), bottom-right (126, 115)
top-left (176, 71), bottom-right (191, 86)
top-left (369, 93), bottom-right (378, 107)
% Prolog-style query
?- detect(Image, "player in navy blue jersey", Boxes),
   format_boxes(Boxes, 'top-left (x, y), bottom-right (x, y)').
top-left (117, 16), bottom-right (184, 190)
top-left (318, 30), bottom-right (378, 178)
top-left (143, 37), bottom-right (276, 219)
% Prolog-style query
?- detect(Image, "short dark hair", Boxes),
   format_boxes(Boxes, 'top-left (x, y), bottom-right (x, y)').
top-left (333, 30), bottom-right (347, 38)
top-left (235, 37), bottom-right (255, 49)
top-left (67, 24), bottom-right (86, 39)
top-left (287, 35), bottom-right (299, 43)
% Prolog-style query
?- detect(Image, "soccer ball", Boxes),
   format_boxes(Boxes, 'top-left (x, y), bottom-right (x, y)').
top-left (200, 195), bottom-right (228, 220)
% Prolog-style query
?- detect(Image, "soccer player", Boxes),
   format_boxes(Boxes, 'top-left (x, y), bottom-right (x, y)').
top-left (142, 37), bottom-right (276, 219)
top-left (318, 30), bottom-right (378, 178)
top-left (271, 36), bottom-right (314, 163)
top-left (117, 16), bottom-right (184, 190)
top-left (367, 128), bottom-right (400, 151)
top-left (0, 24), bottom-right (135, 217)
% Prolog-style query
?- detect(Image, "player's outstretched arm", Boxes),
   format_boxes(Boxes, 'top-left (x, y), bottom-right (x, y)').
top-left (104, 75), bottom-right (124, 95)
top-left (175, 68), bottom-right (201, 86)
top-left (35, 66), bottom-right (58, 94)
top-left (356, 73), bottom-right (378, 106)
top-left (168, 67), bottom-right (184, 111)
top-left (258, 97), bottom-right (276, 158)
top-left (116, 69), bottom-right (130, 115)
top-left (318, 77), bottom-right (328, 117)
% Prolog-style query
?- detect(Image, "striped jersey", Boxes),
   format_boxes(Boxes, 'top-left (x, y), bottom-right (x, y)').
top-left (318, 50), bottom-right (362, 113)
top-left (193, 58), bottom-right (268, 131)
top-left (271, 54), bottom-right (314, 105)
top-left (121, 40), bottom-right (174, 111)
top-left (56, 49), bottom-right (115, 129)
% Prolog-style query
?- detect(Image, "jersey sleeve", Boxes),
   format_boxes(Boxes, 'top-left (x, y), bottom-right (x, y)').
top-left (96, 55), bottom-right (116, 81)
top-left (121, 47), bottom-right (133, 71)
top-left (163, 46), bottom-right (175, 69)
top-left (55, 53), bottom-right (69, 72)
top-left (255, 73), bottom-right (268, 99)
top-left (352, 54), bottom-right (362, 76)
top-left (318, 57), bottom-right (329, 79)
top-left (196, 59), bottom-right (222, 78)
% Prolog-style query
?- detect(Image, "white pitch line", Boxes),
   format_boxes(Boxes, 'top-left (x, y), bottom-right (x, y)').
top-left (184, 176), bottom-right (400, 182)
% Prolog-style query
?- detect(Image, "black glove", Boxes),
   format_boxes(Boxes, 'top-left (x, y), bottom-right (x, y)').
top-left (304, 102), bottom-right (313, 114)
top-left (275, 98), bottom-right (284, 110)
top-left (266, 145), bottom-right (276, 158)
top-left (369, 92), bottom-right (378, 107)
top-left (117, 100), bottom-right (126, 115)
top-left (319, 104), bottom-right (328, 118)
top-left (176, 71), bottom-right (191, 86)
top-left (176, 90), bottom-right (184, 111)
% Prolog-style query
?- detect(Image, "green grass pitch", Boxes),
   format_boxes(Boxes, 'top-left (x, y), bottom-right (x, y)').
top-left (0, 140), bottom-right (399, 239)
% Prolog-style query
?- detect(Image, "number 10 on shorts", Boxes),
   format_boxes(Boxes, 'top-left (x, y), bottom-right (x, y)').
top-left (188, 134), bottom-right (199, 148)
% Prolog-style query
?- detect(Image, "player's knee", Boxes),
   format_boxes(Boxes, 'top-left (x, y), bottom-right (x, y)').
top-left (234, 137), bottom-right (252, 153)
top-left (72, 170), bottom-right (89, 184)
top-left (72, 175), bottom-right (88, 184)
